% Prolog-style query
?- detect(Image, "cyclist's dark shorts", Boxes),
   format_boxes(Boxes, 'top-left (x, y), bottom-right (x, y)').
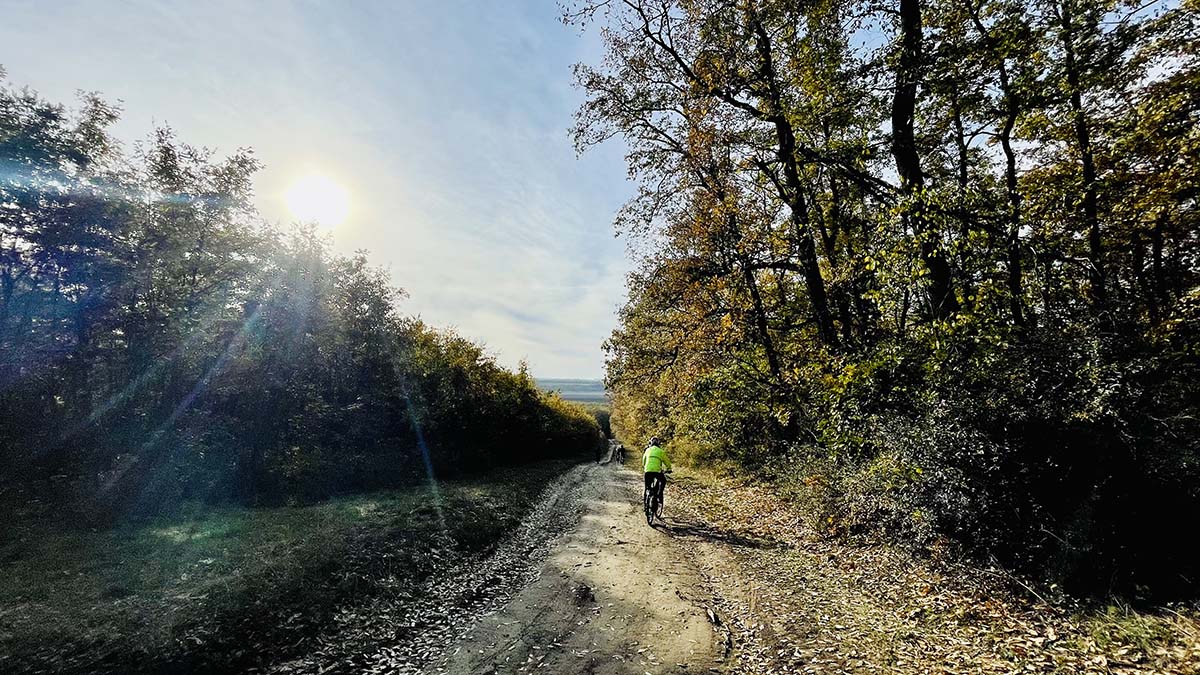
top-left (644, 471), bottom-right (665, 495)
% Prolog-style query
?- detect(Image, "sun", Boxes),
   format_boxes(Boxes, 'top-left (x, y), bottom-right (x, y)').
top-left (285, 174), bottom-right (350, 227)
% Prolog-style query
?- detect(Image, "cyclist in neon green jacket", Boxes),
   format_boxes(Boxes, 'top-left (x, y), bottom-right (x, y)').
top-left (643, 436), bottom-right (671, 511)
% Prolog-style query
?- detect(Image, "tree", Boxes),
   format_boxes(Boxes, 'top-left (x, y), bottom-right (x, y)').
top-left (576, 0), bottom-right (1200, 595)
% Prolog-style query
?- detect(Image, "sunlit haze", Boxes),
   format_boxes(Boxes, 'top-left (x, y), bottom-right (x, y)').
top-left (0, 0), bottom-right (630, 378)
top-left (286, 174), bottom-right (350, 227)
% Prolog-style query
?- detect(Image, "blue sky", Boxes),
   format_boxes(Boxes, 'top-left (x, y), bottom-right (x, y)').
top-left (1, 0), bottom-right (630, 378)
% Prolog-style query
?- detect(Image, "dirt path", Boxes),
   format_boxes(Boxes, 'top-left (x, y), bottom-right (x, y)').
top-left (438, 460), bottom-right (722, 675)
top-left (257, 452), bottom-right (1198, 674)
top-left (262, 455), bottom-right (724, 675)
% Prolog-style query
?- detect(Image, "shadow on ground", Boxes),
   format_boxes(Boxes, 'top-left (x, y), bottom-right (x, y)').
top-left (654, 516), bottom-right (785, 550)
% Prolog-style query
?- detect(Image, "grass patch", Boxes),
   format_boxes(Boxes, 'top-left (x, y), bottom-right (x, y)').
top-left (1074, 602), bottom-right (1200, 666)
top-left (0, 459), bottom-right (580, 674)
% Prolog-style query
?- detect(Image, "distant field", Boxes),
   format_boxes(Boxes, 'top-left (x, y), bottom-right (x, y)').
top-left (536, 378), bottom-right (608, 404)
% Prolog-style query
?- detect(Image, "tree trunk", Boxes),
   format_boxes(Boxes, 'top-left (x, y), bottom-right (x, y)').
top-left (951, 92), bottom-right (970, 191)
top-left (1150, 211), bottom-right (1166, 322)
top-left (739, 252), bottom-right (784, 385)
top-left (783, 175), bottom-right (838, 346)
top-left (968, 3), bottom-right (1028, 326)
top-left (998, 79), bottom-right (1027, 327)
top-left (892, 0), bottom-right (958, 319)
top-left (825, 175), bottom-right (857, 343)
top-left (746, 7), bottom-right (839, 347)
top-left (1059, 0), bottom-right (1105, 311)
top-left (950, 93), bottom-right (976, 302)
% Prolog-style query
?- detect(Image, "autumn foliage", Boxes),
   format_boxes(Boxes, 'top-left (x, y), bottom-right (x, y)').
top-left (570, 0), bottom-right (1199, 596)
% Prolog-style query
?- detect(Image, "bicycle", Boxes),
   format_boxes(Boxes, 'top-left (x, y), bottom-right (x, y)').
top-left (643, 471), bottom-right (669, 525)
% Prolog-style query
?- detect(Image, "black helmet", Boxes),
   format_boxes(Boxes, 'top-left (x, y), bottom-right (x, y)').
top-left (649, 436), bottom-right (661, 446)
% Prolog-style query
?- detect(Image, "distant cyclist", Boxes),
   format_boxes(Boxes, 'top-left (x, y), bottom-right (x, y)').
top-left (642, 436), bottom-right (671, 520)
